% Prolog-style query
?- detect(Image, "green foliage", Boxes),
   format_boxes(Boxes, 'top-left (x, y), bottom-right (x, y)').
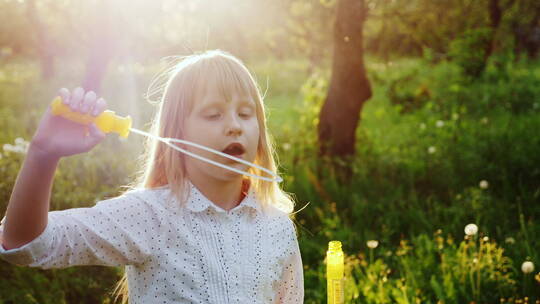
top-left (0, 265), bottom-right (121, 304)
top-left (342, 231), bottom-right (517, 303)
top-left (449, 28), bottom-right (494, 77)
top-left (1, 56), bottom-right (539, 302)
top-left (286, 57), bottom-right (539, 302)
top-left (387, 72), bottom-right (431, 114)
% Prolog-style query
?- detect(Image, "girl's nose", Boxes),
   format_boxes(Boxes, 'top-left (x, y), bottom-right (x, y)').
top-left (225, 114), bottom-right (242, 136)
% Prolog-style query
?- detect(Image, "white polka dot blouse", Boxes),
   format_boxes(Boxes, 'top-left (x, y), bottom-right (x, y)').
top-left (0, 182), bottom-right (304, 303)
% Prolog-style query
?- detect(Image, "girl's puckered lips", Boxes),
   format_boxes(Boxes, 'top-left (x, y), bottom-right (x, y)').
top-left (222, 142), bottom-right (246, 156)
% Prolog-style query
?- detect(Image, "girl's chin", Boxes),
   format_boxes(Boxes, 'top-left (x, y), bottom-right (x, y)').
top-left (217, 163), bottom-right (250, 178)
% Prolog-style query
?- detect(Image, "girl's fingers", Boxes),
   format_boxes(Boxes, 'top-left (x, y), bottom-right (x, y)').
top-left (57, 86), bottom-right (105, 116)
top-left (59, 88), bottom-right (70, 105)
top-left (92, 98), bottom-right (107, 116)
top-left (71, 87), bottom-right (85, 111)
top-left (81, 91), bottom-right (97, 114)
top-left (84, 124), bottom-right (106, 149)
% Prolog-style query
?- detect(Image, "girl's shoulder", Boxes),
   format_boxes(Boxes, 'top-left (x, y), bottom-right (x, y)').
top-left (95, 186), bottom-right (172, 210)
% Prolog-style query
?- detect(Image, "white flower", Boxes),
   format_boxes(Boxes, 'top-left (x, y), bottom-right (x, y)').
top-left (17, 146), bottom-right (28, 154)
top-left (3, 140), bottom-right (29, 155)
top-left (479, 180), bottom-right (489, 189)
top-left (464, 223), bottom-right (478, 236)
top-left (428, 146), bottom-right (437, 154)
top-left (367, 240), bottom-right (379, 249)
top-left (282, 143), bottom-right (291, 151)
top-left (505, 237), bottom-right (515, 244)
top-left (483, 236), bottom-right (489, 242)
top-left (15, 137), bottom-right (26, 145)
top-left (436, 120), bottom-right (445, 128)
top-left (3, 143), bottom-right (15, 153)
top-left (521, 261), bottom-right (535, 274)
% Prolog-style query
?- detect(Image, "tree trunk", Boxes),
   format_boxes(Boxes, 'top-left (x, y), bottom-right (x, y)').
top-left (317, 0), bottom-right (371, 180)
top-left (483, 0), bottom-right (503, 65)
top-left (26, 0), bottom-right (55, 79)
top-left (512, 4), bottom-right (540, 59)
top-left (82, 0), bottom-right (116, 94)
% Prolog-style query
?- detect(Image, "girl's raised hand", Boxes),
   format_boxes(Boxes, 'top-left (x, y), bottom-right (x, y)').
top-left (30, 87), bottom-right (107, 160)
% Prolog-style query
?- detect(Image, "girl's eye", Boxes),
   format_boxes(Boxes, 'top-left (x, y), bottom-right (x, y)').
top-left (239, 112), bottom-right (252, 119)
top-left (206, 113), bottom-right (221, 119)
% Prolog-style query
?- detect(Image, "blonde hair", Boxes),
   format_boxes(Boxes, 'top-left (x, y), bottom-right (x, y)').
top-left (111, 50), bottom-right (295, 303)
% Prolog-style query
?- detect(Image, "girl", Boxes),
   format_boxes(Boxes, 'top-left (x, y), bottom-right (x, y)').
top-left (0, 50), bottom-right (304, 303)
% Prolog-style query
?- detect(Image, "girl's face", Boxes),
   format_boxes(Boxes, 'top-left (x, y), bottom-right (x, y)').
top-left (183, 80), bottom-right (260, 182)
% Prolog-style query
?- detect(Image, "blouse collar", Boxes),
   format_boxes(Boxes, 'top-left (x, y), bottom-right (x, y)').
top-left (185, 181), bottom-right (261, 215)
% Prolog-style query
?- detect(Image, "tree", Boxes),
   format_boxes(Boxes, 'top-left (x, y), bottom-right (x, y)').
top-left (26, 0), bottom-right (56, 79)
top-left (317, 0), bottom-right (372, 180)
top-left (81, 0), bottom-right (118, 94)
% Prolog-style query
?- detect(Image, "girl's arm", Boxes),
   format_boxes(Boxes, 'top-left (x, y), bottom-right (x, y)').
top-left (1, 87), bottom-right (106, 250)
top-left (1, 146), bottom-right (60, 250)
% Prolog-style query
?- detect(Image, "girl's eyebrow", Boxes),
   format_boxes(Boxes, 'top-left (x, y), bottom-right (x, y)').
top-left (202, 99), bottom-right (255, 108)
top-left (238, 100), bottom-right (256, 107)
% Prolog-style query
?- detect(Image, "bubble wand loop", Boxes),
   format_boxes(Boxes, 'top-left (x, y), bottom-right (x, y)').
top-left (128, 128), bottom-right (282, 183)
top-left (50, 97), bottom-right (283, 183)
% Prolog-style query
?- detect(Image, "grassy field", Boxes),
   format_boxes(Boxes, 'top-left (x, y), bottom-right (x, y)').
top-left (0, 55), bottom-right (539, 303)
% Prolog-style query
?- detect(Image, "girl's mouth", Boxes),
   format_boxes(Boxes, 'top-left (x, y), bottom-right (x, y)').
top-left (222, 142), bottom-right (246, 157)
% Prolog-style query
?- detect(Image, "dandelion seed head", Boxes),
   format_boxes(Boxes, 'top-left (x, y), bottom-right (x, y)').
top-left (479, 180), bottom-right (489, 189)
top-left (428, 146), bottom-right (437, 154)
top-left (521, 261), bottom-right (535, 274)
top-left (505, 237), bottom-right (515, 244)
top-left (367, 240), bottom-right (379, 249)
top-left (464, 223), bottom-right (478, 236)
top-left (436, 120), bottom-right (445, 128)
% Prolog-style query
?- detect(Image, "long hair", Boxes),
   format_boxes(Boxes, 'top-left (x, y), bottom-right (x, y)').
top-left (111, 50), bottom-right (295, 303)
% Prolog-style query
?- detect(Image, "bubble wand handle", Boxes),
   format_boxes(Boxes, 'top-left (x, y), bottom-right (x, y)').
top-left (50, 97), bottom-right (132, 138)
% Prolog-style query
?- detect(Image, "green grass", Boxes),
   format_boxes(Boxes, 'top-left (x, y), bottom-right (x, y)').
top-left (0, 55), bottom-right (539, 303)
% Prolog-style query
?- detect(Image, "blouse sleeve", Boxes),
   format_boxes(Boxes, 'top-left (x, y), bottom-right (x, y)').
top-left (0, 189), bottom-right (158, 269)
top-left (274, 217), bottom-right (304, 304)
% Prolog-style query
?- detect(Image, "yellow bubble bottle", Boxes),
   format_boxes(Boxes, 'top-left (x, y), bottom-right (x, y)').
top-left (327, 240), bottom-right (344, 304)
top-left (50, 97), bottom-right (132, 138)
